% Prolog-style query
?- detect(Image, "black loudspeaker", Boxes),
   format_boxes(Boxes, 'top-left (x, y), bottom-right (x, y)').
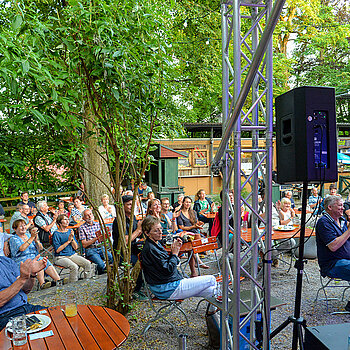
top-left (276, 86), bottom-right (338, 184)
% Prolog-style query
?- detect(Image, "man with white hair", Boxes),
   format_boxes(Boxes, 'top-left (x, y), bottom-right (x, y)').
top-left (284, 190), bottom-right (295, 209)
top-left (316, 195), bottom-right (350, 311)
top-left (79, 209), bottom-right (113, 275)
top-left (34, 201), bottom-right (58, 245)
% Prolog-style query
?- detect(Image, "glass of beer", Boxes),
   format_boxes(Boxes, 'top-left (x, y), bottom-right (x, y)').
top-left (65, 292), bottom-right (77, 317)
top-left (5, 315), bottom-right (27, 346)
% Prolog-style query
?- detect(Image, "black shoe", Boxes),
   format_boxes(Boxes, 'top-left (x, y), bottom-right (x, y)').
top-left (345, 301), bottom-right (350, 312)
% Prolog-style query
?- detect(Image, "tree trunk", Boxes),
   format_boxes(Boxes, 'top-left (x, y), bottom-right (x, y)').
top-left (82, 109), bottom-right (110, 204)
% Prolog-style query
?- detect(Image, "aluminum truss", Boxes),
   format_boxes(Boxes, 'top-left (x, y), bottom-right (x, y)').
top-left (212, 0), bottom-right (286, 349)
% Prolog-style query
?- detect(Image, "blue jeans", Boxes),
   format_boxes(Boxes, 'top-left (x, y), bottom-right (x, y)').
top-left (85, 247), bottom-right (113, 274)
top-left (0, 304), bottom-right (46, 331)
top-left (325, 259), bottom-right (350, 281)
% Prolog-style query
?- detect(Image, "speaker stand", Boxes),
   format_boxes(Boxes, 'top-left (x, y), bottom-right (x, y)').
top-left (269, 181), bottom-right (309, 349)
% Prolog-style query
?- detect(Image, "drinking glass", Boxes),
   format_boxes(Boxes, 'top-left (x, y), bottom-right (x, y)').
top-left (215, 283), bottom-right (222, 301)
top-left (165, 234), bottom-right (173, 248)
top-left (65, 292), bottom-right (77, 317)
top-left (55, 280), bottom-right (65, 310)
top-left (242, 220), bottom-right (248, 233)
top-left (5, 315), bottom-right (27, 346)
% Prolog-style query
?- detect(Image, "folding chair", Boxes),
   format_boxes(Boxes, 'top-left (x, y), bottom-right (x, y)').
top-left (288, 236), bottom-right (317, 282)
top-left (192, 236), bottom-right (221, 278)
top-left (315, 271), bottom-right (350, 313)
top-left (271, 238), bottom-right (296, 269)
top-left (138, 255), bottom-right (189, 337)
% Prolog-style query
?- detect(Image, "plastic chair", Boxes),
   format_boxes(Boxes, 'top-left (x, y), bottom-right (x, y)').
top-left (138, 255), bottom-right (189, 337)
top-left (315, 271), bottom-right (350, 313)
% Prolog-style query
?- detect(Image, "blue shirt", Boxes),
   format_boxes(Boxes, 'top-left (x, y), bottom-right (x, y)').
top-left (0, 232), bottom-right (12, 257)
top-left (52, 229), bottom-right (78, 256)
top-left (0, 257), bottom-right (28, 315)
top-left (10, 233), bottom-right (39, 266)
top-left (316, 213), bottom-right (350, 275)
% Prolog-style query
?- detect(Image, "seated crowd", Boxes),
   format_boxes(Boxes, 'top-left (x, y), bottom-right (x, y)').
top-left (2, 181), bottom-right (349, 330)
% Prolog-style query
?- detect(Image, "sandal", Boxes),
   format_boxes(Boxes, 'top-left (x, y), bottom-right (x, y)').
top-left (195, 263), bottom-right (210, 269)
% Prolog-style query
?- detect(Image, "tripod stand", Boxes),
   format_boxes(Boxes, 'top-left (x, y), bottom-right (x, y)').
top-left (269, 181), bottom-right (309, 350)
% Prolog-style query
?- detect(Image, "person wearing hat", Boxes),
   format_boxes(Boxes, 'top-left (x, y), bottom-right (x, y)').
top-left (112, 195), bottom-right (145, 300)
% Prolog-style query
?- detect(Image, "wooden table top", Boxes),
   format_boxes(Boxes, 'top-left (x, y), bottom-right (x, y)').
top-left (164, 241), bottom-right (193, 254)
top-left (202, 212), bottom-right (217, 219)
top-left (294, 209), bottom-right (313, 215)
top-left (0, 305), bottom-right (130, 350)
top-left (241, 226), bottom-right (314, 242)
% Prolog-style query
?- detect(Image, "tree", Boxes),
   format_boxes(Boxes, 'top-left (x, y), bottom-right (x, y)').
top-left (0, 0), bottom-right (181, 312)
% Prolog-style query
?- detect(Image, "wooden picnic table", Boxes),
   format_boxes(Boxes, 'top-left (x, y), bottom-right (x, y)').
top-left (240, 226), bottom-right (314, 243)
top-left (202, 212), bottom-right (217, 219)
top-left (0, 305), bottom-right (130, 350)
top-left (294, 209), bottom-right (313, 215)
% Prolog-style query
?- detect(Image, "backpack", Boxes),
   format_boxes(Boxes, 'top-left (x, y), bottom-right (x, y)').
top-left (205, 303), bottom-right (220, 349)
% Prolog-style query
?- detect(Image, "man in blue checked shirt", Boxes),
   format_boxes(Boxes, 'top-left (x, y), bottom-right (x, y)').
top-left (79, 209), bottom-right (113, 275)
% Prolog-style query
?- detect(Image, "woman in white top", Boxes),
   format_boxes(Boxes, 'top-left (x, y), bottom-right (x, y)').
top-left (278, 197), bottom-right (295, 225)
top-left (98, 194), bottom-right (116, 219)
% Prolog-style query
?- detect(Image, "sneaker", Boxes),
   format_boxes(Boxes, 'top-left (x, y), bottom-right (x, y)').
top-left (132, 291), bottom-right (148, 301)
top-left (345, 301), bottom-right (350, 312)
top-left (40, 281), bottom-right (51, 290)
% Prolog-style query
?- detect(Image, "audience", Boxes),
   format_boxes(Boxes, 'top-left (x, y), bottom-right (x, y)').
top-left (284, 191), bottom-right (295, 209)
top-left (71, 196), bottom-right (87, 223)
top-left (193, 189), bottom-right (215, 235)
top-left (34, 200), bottom-right (58, 245)
top-left (160, 197), bottom-right (181, 235)
top-left (172, 193), bottom-right (184, 213)
top-left (0, 255), bottom-right (48, 330)
top-left (140, 216), bottom-right (217, 300)
top-left (53, 214), bottom-right (92, 283)
top-left (177, 196), bottom-right (209, 276)
top-left (98, 194), bottom-right (116, 220)
top-left (57, 200), bottom-right (68, 216)
top-left (177, 196), bottom-right (203, 235)
top-left (10, 220), bottom-right (60, 289)
top-left (10, 204), bottom-right (32, 234)
top-left (0, 230), bottom-right (11, 257)
top-left (18, 191), bottom-right (36, 215)
top-left (138, 182), bottom-right (152, 199)
top-left (112, 195), bottom-right (145, 300)
top-left (79, 209), bottom-right (113, 275)
top-left (309, 187), bottom-right (322, 214)
top-left (277, 198), bottom-right (295, 225)
top-left (316, 195), bottom-right (350, 311)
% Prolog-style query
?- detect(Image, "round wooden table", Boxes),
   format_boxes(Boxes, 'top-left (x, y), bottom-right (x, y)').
top-left (0, 305), bottom-right (130, 349)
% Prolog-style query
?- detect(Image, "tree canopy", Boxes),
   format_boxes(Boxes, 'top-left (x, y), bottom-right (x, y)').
top-left (0, 0), bottom-right (349, 194)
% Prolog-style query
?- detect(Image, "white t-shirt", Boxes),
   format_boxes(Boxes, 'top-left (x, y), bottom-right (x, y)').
top-left (98, 205), bottom-right (116, 219)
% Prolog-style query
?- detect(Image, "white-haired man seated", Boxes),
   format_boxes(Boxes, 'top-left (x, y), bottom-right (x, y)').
top-left (316, 195), bottom-right (350, 311)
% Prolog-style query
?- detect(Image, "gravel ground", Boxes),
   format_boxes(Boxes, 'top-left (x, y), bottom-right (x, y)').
top-left (27, 251), bottom-right (350, 350)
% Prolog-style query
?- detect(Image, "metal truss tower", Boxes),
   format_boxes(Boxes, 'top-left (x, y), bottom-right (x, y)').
top-left (212, 0), bottom-right (286, 349)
